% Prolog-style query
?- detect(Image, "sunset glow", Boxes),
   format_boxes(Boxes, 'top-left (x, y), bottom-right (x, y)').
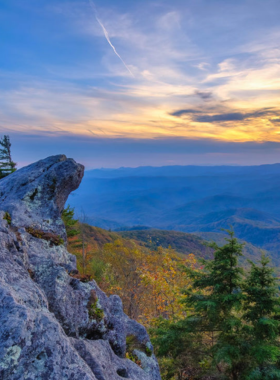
top-left (1, 0), bottom-right (280, 166)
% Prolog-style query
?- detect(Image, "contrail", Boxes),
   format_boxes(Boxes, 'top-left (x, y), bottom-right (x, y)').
top-left (89, 0), bottom-right (134, 76)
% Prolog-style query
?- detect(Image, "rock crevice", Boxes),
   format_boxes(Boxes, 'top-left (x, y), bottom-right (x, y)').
top-left (0, 155), bottom-right (161, 380)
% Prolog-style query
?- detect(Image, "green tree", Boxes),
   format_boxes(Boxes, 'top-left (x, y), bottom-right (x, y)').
top-left (242, 255), bottom-right (280, 379)
top-left (186, 230), bottom-right (245, 379)
top-left (152, 233), bottom-right (280, 380)
top-left (0, 135), bottom-right (16, 178)
top-left (152, 230), bottom-right (246, 379)
top-left (151, 317), bottom-right (208, 379)
top-left (62, 205), bottom-right (79, 237)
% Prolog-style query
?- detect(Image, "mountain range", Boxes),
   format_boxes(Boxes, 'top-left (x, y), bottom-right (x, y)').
top-left (69, 163), bottom-right (280, 262)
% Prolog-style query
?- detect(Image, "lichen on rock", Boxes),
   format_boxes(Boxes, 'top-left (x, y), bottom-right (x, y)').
top-left (0, 155), bottom-right (161, 380)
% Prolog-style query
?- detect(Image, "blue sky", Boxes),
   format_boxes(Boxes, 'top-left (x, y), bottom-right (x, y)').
top-left (1, 0), bottom-right (280, 168)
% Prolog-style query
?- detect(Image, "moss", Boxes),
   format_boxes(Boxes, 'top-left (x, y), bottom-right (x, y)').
top-left (125, 351), bottom-right (141, 366)
top-left (87, 290), bottom-right (104, 321)
top-left (3, 212), bottom-right (11, 225)
top-left (145, 346), bottom-right (153, 357)
top-left (126, 335), bottom-right (138, 351)
top-left (89, 304), bottom-right (104, 320)
top-left (26, 227), bottom-right (64, 246)
top-left (125, 335), bottom-right (153, 363)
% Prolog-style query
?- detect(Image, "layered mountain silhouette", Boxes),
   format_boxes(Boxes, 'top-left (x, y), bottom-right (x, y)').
top-left (69, 164), bottom-right (280, 261)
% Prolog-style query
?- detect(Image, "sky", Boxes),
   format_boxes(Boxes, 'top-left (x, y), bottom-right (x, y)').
top-left (1, 0), bottom-right (280, 168)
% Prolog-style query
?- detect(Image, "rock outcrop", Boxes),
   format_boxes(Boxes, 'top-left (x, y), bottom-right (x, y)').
top-left (0, 155), bottom-right (161, 380)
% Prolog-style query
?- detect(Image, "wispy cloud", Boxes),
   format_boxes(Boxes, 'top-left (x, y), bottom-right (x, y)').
top-left (195, 109), bottom-right (276, 123)
top-left (195, 90), bottom-right (213, 101)
top-left (1, 0), bottom-right (280, 151)
top-left (89, 0), bottom-right (134, 76)
top-left (170, 109), bottom-right (202, 117)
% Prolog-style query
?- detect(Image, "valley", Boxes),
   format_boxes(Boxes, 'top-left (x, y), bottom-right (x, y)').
top-left (69, 163), bottom-right (280, 262)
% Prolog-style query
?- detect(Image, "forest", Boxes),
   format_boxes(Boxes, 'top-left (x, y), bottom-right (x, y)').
top-left (63, 206), bottom-right (280, 380)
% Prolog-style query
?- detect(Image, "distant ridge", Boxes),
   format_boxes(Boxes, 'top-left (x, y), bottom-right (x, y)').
top-left (69, 163), bottom-right (280, 263)
top-left (85, 163), bottom-right (280, 178)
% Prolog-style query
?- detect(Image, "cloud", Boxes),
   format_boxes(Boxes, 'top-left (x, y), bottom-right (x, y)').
top-left (218, 59), bottom-right (236, 72)
top-left (195, 109), bottom-right (276, 123)
top-left (171, 106), bottom-right (277, 120)
top-left (194, 90), bottom-right (213, 101)
top-left (1, 74), bottom-right (280, 145)
top-left (70, 3), bottom-right (199, 77)
top-left (196, 62), bottom-right (210, 71)
top-left (170, 109), bottom-right (201, 117)
top-left (2, 0), bottom-right (280, 155)
top-left (195, 112), bottom-right (247, 122)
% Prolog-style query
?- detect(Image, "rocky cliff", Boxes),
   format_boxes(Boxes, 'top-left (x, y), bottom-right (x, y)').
top-left (0, 155), bottom-right (161, 380)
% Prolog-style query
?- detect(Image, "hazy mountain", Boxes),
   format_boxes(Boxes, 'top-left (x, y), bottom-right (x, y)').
top-left (119, 228), bottom-right (268, 266)
top-left (69, 163), bottom-right (280, 259)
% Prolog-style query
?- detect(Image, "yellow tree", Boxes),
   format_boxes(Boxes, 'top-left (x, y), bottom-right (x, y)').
top-left (97, 239), bottom-right (148, 320)
top-left (137, 248), bottom-right (198, 326)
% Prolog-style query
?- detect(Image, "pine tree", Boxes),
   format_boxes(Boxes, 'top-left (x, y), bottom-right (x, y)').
top-left (242, 255), bottom-right (280, 379)
top-left (0, 135), bottom-right (16, 178)
top-left (152, 235), bottom-right (280, 380)
top-left (62, 205), bottom-right (79, 237)
top-left (152, 230), bottom-right (247, 379)
top-left (185, 230), bottom-right (245, 379)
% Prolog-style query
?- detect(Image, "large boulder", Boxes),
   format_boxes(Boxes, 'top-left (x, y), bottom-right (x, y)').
top-left (0, 154), bottom-right (84, 240)
top-left (0, 155), bottom-right (161, 380)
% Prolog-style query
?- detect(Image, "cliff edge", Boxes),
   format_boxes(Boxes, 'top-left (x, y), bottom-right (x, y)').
top-left (0, 155), bottom-right (161, 380)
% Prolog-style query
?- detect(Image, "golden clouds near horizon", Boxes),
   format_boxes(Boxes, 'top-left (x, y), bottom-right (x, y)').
top-left (5, 101), bottom-right (280, 143)
top-left (39, 105), bottom-right (280, 143)
top-left (1, 54), bottom-right (280, 143)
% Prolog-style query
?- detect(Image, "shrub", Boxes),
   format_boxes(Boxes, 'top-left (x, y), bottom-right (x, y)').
top-left (87, 290), bottom-right (104, 321)
top-left (3, 211), bottom-right (11, 225)
top-left (26, 227), bottom-right (64, 246)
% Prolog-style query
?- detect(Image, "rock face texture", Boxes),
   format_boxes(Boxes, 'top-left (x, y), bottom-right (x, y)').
top-left (0, 155), bottom-right (161, 380)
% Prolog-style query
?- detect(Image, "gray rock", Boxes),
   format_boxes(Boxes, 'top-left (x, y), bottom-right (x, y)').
top-left (0, 154), bottom-right (84, 240)
top-left (0, 155), bottom-right (161, 380)
top-left (70, 338), bottom-right (152, 380)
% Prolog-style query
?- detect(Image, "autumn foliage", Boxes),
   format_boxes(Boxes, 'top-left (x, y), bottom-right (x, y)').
top-left (67, 222), bottom-right (199, 326)
top-left (66, 218), bottom-right (280, 380)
